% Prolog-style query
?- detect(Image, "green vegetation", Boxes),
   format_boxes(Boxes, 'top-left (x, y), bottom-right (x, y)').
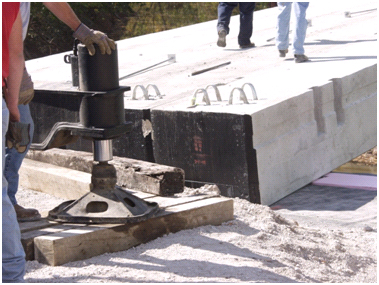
top-left (24, 2), bottom-right (275, 60)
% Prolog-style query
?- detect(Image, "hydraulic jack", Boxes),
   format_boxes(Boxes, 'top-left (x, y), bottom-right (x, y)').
top-left (32, 43), bottom-right (159, 223)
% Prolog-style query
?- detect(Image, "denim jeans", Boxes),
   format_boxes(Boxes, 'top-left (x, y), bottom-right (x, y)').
top-left (276, 2), bottom-right (309, 55)
top-left (4, 103), bottom-right (34, 206)
top-left (217, 2), bottom-right (256, 46)
top-left (2, 99), bottom-right (26, 283)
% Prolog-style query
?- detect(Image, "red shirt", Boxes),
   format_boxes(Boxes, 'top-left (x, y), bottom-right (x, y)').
top-left (2, 2), bottom-right (20, 87)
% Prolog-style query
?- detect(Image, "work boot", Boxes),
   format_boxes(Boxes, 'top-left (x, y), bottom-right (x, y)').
top-left (217, 29), bottom-right (227, 47)
top-left (240, 42), bottom-right (255, 49)
top-left (279, 49), bottom-right (288, 57)
top-left (294, 54), bottom-right (309, 63)
top-left (14, 204), bottom-right (41, 222)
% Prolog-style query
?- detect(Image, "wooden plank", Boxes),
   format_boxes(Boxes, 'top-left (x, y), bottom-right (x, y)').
top-left (21, 224), bottom-right (78, 261)
top-left (34, 196), bottom-right (233, 266)
top-left (26, 149), bottom-right (185, 196)
top-left (20, 159), bottom-right (91, 200)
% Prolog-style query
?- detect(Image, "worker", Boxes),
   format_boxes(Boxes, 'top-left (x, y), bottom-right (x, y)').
top-left (276, 2), bottom-right (310, 63)
top-left (2, 2), bottom-right (27, 282)
top-left (217, 2), bottom-right (256, 49)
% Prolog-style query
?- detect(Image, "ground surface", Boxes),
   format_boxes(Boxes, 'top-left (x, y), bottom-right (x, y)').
top-left (18, 181), bottom-right (376, 283)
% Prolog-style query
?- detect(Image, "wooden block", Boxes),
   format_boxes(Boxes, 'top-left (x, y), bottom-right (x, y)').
top-left (26, 149), bottom-right (184, 196)
top-left (19, 158), bottom-right (91, 200)
top-left (21, 223), bottom-right (77, 261)
top-left (33, 196), bottom-right (233, 266)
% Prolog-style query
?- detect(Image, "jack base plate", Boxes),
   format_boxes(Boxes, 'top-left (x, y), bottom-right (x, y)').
top-left (48, 186), bottom-right (159, 224)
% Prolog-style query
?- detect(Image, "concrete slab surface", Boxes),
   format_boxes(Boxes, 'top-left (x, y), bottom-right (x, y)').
top-left (27, 1), bottom-right (377, 100)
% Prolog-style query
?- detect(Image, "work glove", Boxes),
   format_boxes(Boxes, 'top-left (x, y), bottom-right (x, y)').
top-left (73, 23), bottom-right (116, 56)
top-left (6, 122), bottom-right (31, 153)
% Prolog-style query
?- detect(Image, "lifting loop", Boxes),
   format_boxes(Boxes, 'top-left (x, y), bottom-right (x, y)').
top-left (229, 87), bottom-right (249, 105)
top-left (146, 84), bottom-right (162, 99)
top-left (242, 83), bottom-right (258, 100)
top-left (132, 85), bottom-right (148, 100)
top-left (191, 88), bottom-right (210, 106)
top-left (205, 85), bottom-right (222, 101)
top-left (132, 84), bottom-right (162, 100)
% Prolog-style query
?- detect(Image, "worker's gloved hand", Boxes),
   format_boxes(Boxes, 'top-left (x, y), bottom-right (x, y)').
top-left (73, 23), bottom-right (116, 56)
top-left (6, 122), bottom-right (31, 153)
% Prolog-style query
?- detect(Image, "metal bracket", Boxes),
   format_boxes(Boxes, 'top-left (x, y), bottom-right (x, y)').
top-left (30, 122), bottom-right (132, 150)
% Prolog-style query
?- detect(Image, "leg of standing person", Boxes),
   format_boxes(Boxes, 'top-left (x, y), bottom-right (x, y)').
top-left (276, 2), bottom-right (292, 57)
top-left (237, 2), bottom-right (256, 48)
top-left (2, 98), bottom-right (26, 283)
top-left (4, 100), bottom-right (39, 222)
top-left (217, 2), bottom-right (237, 47)
top-left (293, 2), bottom-right (309, 62)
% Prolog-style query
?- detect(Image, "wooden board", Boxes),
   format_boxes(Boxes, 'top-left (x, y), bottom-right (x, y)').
top-left (21, 193), bottom-right (233, 266)
top-left (22, 223), bottom-right (76, 261)
top-left (26, 149), bottom-right (185, 196)
top-left (20, 159), bottom-right (91, 200)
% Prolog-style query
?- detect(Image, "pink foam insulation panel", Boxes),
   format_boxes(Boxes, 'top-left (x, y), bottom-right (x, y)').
top-left (312, 173), bottom-right (377, 191)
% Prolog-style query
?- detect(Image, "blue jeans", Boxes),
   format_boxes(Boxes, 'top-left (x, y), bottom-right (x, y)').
top-left (2, 99), bottom-right (26, 283)
top-left (4, 103), bottom-right (34, 206)
top-left (276, 2), bottom-right (309, 55)
top-left (217, 2), bottom-right (256, 46)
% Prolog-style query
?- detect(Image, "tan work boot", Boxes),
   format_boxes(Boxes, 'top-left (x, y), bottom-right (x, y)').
top-left (14, 204), bottom-right (41, 222)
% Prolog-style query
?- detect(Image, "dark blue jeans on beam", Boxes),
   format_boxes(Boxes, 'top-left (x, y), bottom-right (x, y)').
top-left (217, 2), bottom-right (256, 46)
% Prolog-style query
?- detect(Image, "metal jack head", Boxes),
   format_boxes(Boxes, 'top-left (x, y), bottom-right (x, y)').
top-left (168, 54), bottom-right (176, 63)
